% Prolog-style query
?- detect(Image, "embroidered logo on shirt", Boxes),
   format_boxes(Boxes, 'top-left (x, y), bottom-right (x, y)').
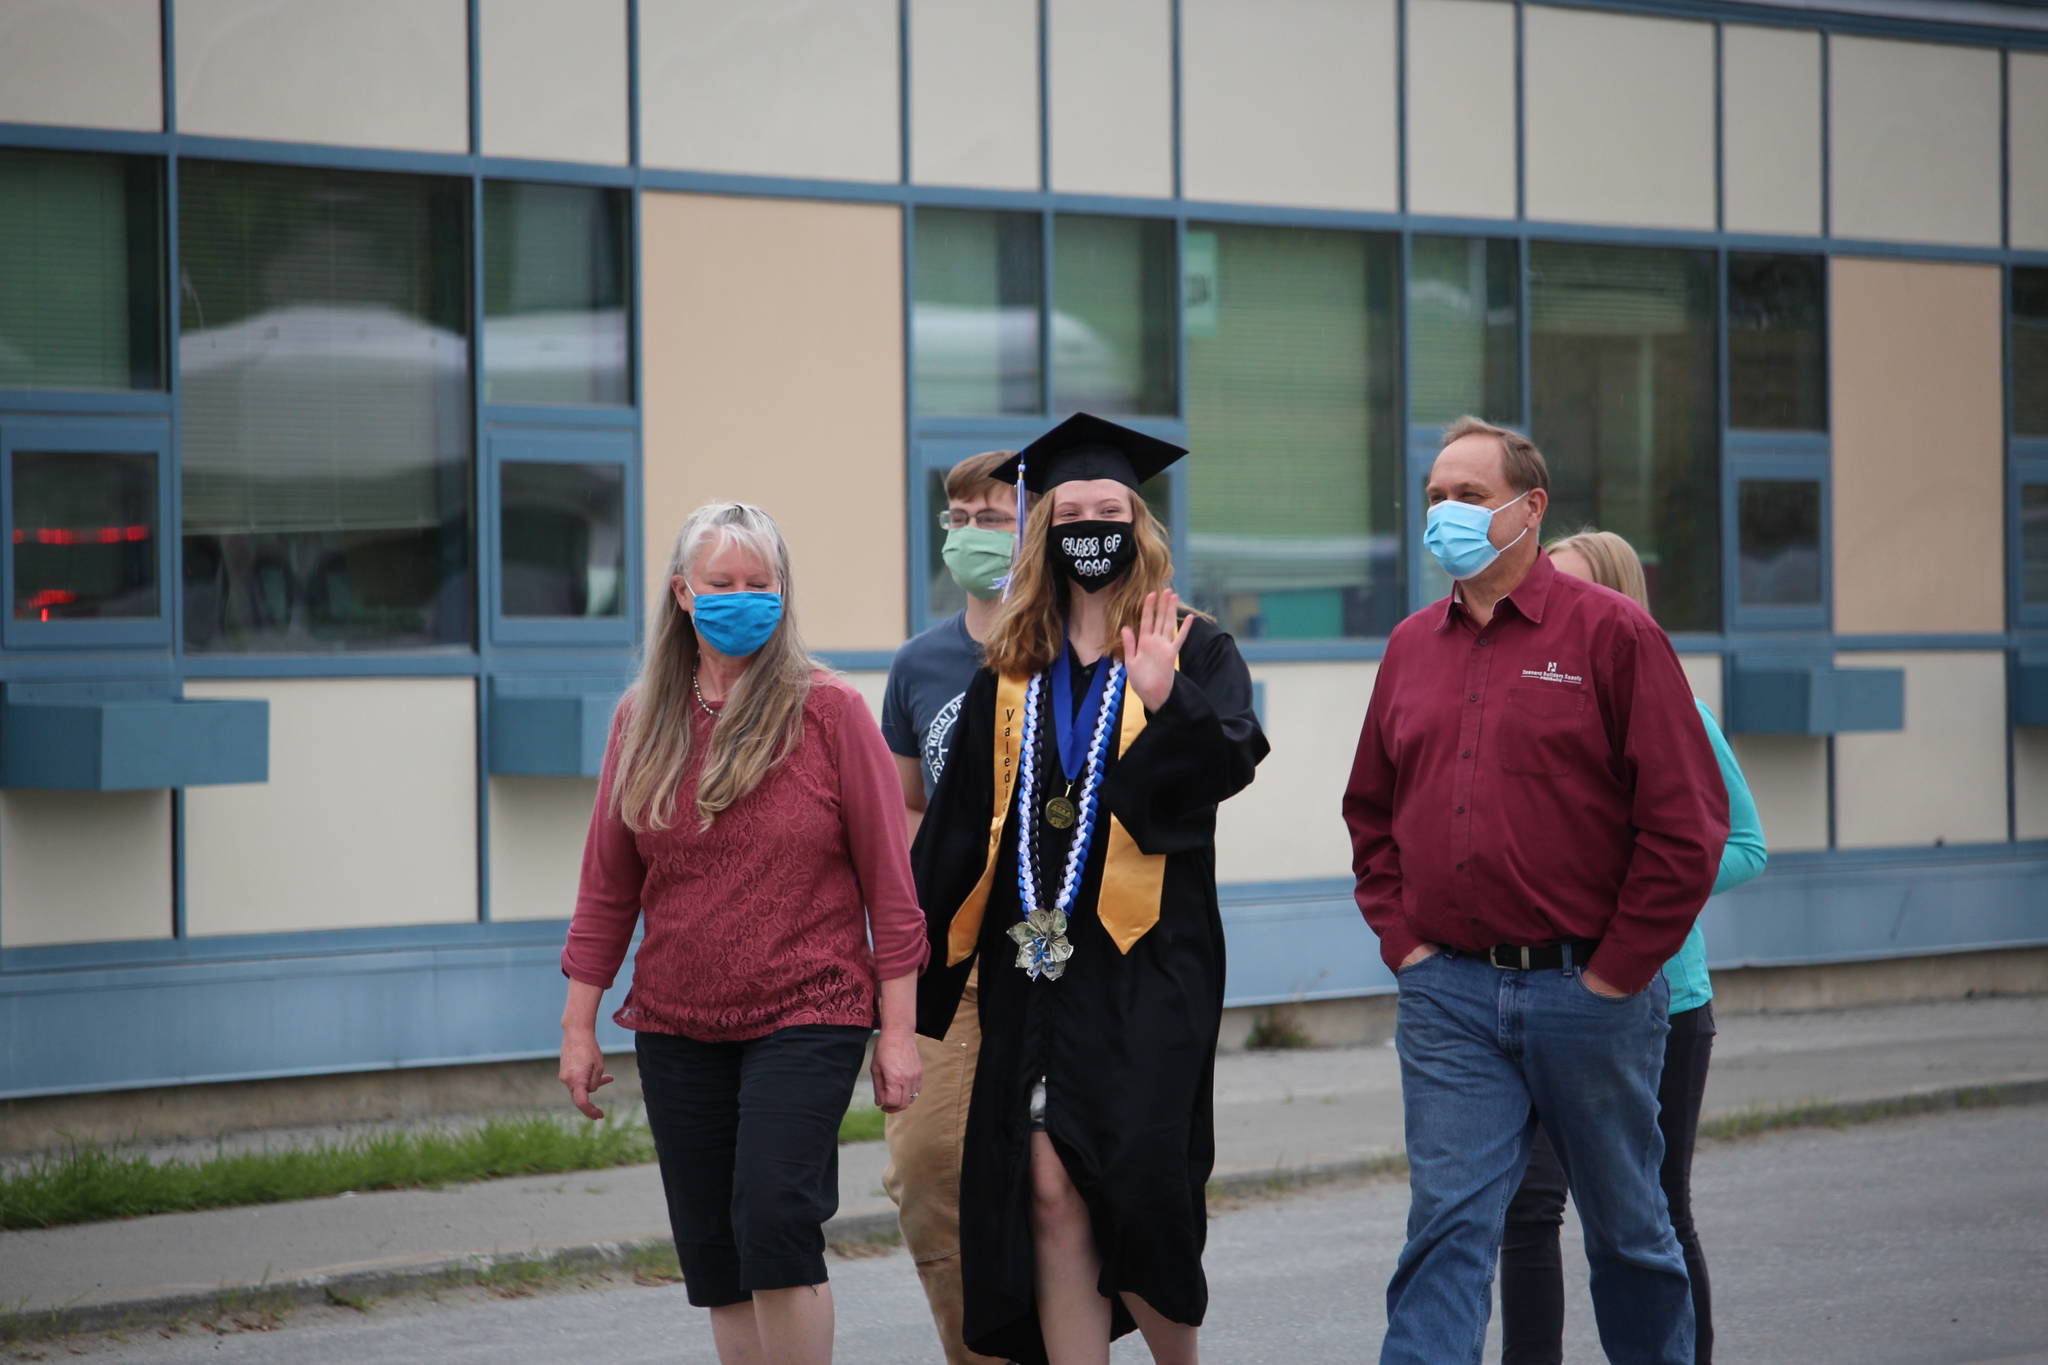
top-left (1520, 661), bottom-right (1584, 685)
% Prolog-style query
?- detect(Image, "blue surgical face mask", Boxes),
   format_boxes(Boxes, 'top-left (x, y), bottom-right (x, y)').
top-left (689, 590), bottom-right (783, 657)
top-left (1423, 489), bottom-right (1533, 581)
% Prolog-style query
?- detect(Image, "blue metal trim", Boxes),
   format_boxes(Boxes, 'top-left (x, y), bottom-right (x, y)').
top-left (179, 653), bottom-right (484, 678)
top-left (1832, 633), bottom-right (2016, 652)
top-left (1525, 0), bottom-right (2048, 49)
top-left (815, 650), bottom-right (902, 673)
top-left (484, 428), bottom-right (636, 649)
top-left (1170, 0), bottom-right (1184, 201)
top-left (481, 404), bottom-right (637, 429)
top-left (1396, 0), bottom-right (1409, 217)
top-left (627, 0), bottom-right (642, 170)
top-left (1713, 18), bottom-right (1725, 234)
top-left (159, 0), bottom-right (175, 134)
top-left (0, 391), bottom-right (170, 415)
top-left (1514, 0), bottom-right (1527, 223)
top-left (487, 682), bottom-right (627, 777)
top-left (2001, 47), bottom-right (2012, 252)
top-left (1726, 447), bottom-right (1833, 631)
top-left (1725, 429), bottom-right (1830, 455)
top-left (897, 0), bottom-right (911, 185)
top-left (1820, 28), bottom-right (1832, 240)
top-left (0, 912), bottom-right (572, 976)
top-left (1727, 655), bottom-right (1904, 734)
top-left (477, 157), bottom-right (636, 187)
top-left (466, 0), bottom-right (481, 157)
top-left (0, 124), bottom-right (166, 154)
top-left (1037, 0), bottom-right (1050, 192)
top-left (0, 696), bottom-right (267, 790)
top-left (169, 135), bottom-right (474, 176)
top-left (1237, 639), bottom-right (1391, 664)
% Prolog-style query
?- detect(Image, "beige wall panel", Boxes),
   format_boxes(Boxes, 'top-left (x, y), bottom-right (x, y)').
top-left (183, 680), bottom-right (478, 935)
top-left (1405, 0), bottom-right (1516, 220)
top-left (1831, 259), bottom-right (2003, 634)
top-left (912, 0), bottom-right (1039, 189)
top-left (641, 193), bottom-right (906, 650)
top-left (176, 0), bottom-right (468, 152)
top-left (2013, 54), bottom-right (2048, 252)
top-left (2015, 728), bottom-right (2048, 841)
top-left (481, 0), bottom-right (627, 164)
top-left (640, 0), bottom-right (899, 182)
top-left (0, 0), bottom-right (161, 131)
top-left (1181, 0), bottom-right (1397, 212)
top-left (1048, 0), bottom-right (1172, 198)
top-left (1830, 36), bottom-right (2000, 247)
top-left (1216, 662), bottom-right (1371, 884)
top-left (1679, 654), bottom-right (1723, 717)
top-left (1525, 6), bottom-right (1715, 230)
top-left (487, 777), bottom-right (598, 922)
top-left (841, 670), bottom-right (889, 721)
top-left (1722, 25), bottom-right (1822, 236)
top-left (1834, 652), bottom-right (2008, 849)
top-left (1727, 735), bottom-right (1829, 853)
top-left (0, 792), bottom-right (171, 947)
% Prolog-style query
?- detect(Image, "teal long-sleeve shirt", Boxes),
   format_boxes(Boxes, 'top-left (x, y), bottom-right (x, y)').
top-left (1661, 699), bottom-right (1768, 1014)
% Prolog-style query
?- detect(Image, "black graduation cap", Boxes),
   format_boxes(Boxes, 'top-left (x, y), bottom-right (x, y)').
top-left (992, 413), bottom-right (1187, 495)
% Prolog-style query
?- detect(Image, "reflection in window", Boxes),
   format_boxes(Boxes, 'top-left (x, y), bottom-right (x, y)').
top-left (177, 161), bottom-right (471, 653)
top-left (484, 183), bottom-right (629, 406)
top-left (1737, 479), bottom-right (1823, 607)
top-left (1729, 254), bottom-right (1826, 432)
top-left (1409, 236), bottom-right (1519, 428)
top-left (1186, 224), bottom-right (1400, 640)
top-left (2022, 483), bottom-right (2048, 608)
top-left (913, 209), bottom-right (1042, 415)
top-left (500, 462), bottom-right (626, 617)
top-left (2015, 269), bottom-right (2048, 438)
top-left (0, 149), bottom-right (163, 391)
top-left (1052, 215), bottom-right (1176, 415)
top-left (10, 450), bottom-right (158, 620)
top-left (1531, 242), bottom-right (1719, 633)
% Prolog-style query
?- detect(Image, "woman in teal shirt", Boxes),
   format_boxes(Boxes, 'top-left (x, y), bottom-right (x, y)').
top-left (1498, 531), bottom-right (1768, 1365)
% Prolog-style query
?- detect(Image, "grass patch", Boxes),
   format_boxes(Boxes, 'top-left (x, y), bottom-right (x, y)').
top-left (2, 1102), bottom-right (891, 1231)
top-left (0, 1116), bottom-right (656, 1231)
top-left (1699, 1084), bottom-right (2027, 1144)
top-left (837, 1104), bottom-right (886, 1145)
top-left (1243, 1005), bottom-right (1314, 1051)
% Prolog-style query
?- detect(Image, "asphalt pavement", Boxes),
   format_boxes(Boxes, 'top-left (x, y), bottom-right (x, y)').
top-left (2, 995), bottom-right (2044, 1349)
top-left (38, 1102), bottom-right (2048, 1364)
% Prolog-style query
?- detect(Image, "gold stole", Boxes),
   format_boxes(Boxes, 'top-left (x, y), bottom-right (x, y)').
top-left (946, 668), bottom-right (1169, 966)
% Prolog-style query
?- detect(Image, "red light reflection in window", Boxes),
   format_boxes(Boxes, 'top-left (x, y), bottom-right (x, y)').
top-left (11, 525), bottom-right (151, 545)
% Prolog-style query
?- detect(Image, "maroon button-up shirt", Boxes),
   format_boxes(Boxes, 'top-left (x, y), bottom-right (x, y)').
top-left (1342, 552), bottom-right (1729, 994)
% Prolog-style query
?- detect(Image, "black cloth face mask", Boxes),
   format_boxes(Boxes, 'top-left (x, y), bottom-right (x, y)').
top-left (1050, 520), bottom-right (1139, 589)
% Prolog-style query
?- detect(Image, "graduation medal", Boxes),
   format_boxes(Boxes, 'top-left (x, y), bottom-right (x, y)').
top-left (1013, 659), bottom-right (1125, 980)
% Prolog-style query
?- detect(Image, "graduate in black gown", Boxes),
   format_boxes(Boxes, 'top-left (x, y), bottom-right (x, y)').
top-left (912, 415), bottom-right (1268, 1365)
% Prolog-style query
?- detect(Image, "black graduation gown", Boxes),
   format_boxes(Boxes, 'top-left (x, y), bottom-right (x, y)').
top-left (912, 616), bottom-right (1268, 1365)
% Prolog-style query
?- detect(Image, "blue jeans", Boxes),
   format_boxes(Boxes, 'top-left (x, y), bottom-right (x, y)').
top-left (1381, 949), bottom-right (1693, 1365)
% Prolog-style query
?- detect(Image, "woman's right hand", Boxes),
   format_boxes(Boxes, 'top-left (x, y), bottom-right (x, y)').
top-left (559, 1030), bottom-right (614, 1120)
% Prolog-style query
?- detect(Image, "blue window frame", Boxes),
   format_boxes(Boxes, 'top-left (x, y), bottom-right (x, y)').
top-left (484, 426), bottom-right (637, 647)
top-left (1722, 435), bottom-right (1832, 632)
top-left (2014, 445), bottom-right (2048, 630)
top-left (0, 417), bottom-right (173, 650)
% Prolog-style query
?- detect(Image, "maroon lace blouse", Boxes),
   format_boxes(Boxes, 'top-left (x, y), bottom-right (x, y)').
top-left (561, 674), bottom-right (930, 1042)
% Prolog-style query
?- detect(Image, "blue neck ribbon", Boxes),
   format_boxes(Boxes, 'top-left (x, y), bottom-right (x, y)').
top-left (1049, 646), bottom-right (1119, 783)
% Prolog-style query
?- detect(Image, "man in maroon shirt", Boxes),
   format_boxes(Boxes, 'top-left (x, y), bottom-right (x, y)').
top-left (1344, 418), bottom-right (1728, 1365)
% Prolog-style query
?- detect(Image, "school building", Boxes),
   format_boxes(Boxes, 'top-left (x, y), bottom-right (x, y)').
top-left (2, 0), bottom-right (2046, 1111)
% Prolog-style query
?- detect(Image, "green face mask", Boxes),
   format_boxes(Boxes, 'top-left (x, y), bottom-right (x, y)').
top-left (941, 525), bottom-right (1016, 601)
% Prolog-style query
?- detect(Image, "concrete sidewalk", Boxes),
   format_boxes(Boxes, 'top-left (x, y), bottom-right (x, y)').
top-left (3, 996), bottom-right (2043, 1334)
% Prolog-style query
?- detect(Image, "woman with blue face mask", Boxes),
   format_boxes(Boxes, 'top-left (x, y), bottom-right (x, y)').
top-left (557, 501), bottom-right (928, 1365)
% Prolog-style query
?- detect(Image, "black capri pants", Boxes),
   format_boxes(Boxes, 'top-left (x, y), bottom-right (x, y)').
top-left (635, 1024), bottom-right (869, 1308)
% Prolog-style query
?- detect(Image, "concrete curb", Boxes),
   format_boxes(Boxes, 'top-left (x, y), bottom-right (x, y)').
top-left (8, 1077), bottom-right (2045, 1343)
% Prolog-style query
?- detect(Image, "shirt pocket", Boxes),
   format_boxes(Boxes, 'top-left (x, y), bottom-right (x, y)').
top-left (1496, 685), bottom-right (1590, 777)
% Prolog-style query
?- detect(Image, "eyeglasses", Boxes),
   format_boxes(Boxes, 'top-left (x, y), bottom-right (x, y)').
top-left (936, 509), bottom-right (1017, 531)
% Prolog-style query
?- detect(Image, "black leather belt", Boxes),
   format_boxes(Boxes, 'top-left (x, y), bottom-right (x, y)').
top-left (1483, 939), bottom-right (1600, 971)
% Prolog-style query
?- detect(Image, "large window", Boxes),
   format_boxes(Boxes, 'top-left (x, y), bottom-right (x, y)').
top-left (1728, 253), bottom-right (1826, 433)
top-left (2017, 268), bottom-right (2048, 619)
top-left (913, 209), bottom-right (1042, 416)
top-left (0, 149), bottom-right (163, 392)
top-left (2016, 268), bottom-right (2048, 440)
top-left (1409, 236), bottom-right (1519, 429)
top-left (483, 183), bottom-right (630, 407)
top-left (1051, 215), bottom-right (1176, 416)
top-left (1530, 242), bottom-right (1719, 633)
top-left (178, 161), bottom-right (471, 653)
top-left (1185, 224), bottom-right (1400, 640)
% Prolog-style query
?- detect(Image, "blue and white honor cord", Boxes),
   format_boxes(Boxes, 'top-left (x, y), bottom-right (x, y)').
top-left (1011, 660), bottom-right (1124, 980)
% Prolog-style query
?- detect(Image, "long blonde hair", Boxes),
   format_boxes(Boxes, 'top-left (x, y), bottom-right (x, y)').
top-left (613, 502), bottom-right (819, 832)
top-left (1546, 528), bottom-right (1651, 612)
top-left (983, 492), bottom-right (1179, 678)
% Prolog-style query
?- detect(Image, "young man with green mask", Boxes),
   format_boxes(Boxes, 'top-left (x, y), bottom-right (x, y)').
top-left (879, 449), bottom-right (1019, 1365)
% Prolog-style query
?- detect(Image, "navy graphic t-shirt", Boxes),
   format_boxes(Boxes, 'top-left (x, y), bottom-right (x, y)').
top-left (881, 611), bottom-right (984, 800)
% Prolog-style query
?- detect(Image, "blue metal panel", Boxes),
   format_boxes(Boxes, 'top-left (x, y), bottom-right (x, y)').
top-left (2014, 658), bottom-right (2048, 727)
top-left (0, 696), bottom-right (266, 789)
top-left (486, 677), bottom-right (628, 777)
top-left (1727, 656), bottom-right (1904, 734)
top-left (3, 850), bottom-right (2043, 1097)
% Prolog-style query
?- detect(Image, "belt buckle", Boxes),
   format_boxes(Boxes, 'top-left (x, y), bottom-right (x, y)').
top-left (1488, 945), bottom-right (1534, 971)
